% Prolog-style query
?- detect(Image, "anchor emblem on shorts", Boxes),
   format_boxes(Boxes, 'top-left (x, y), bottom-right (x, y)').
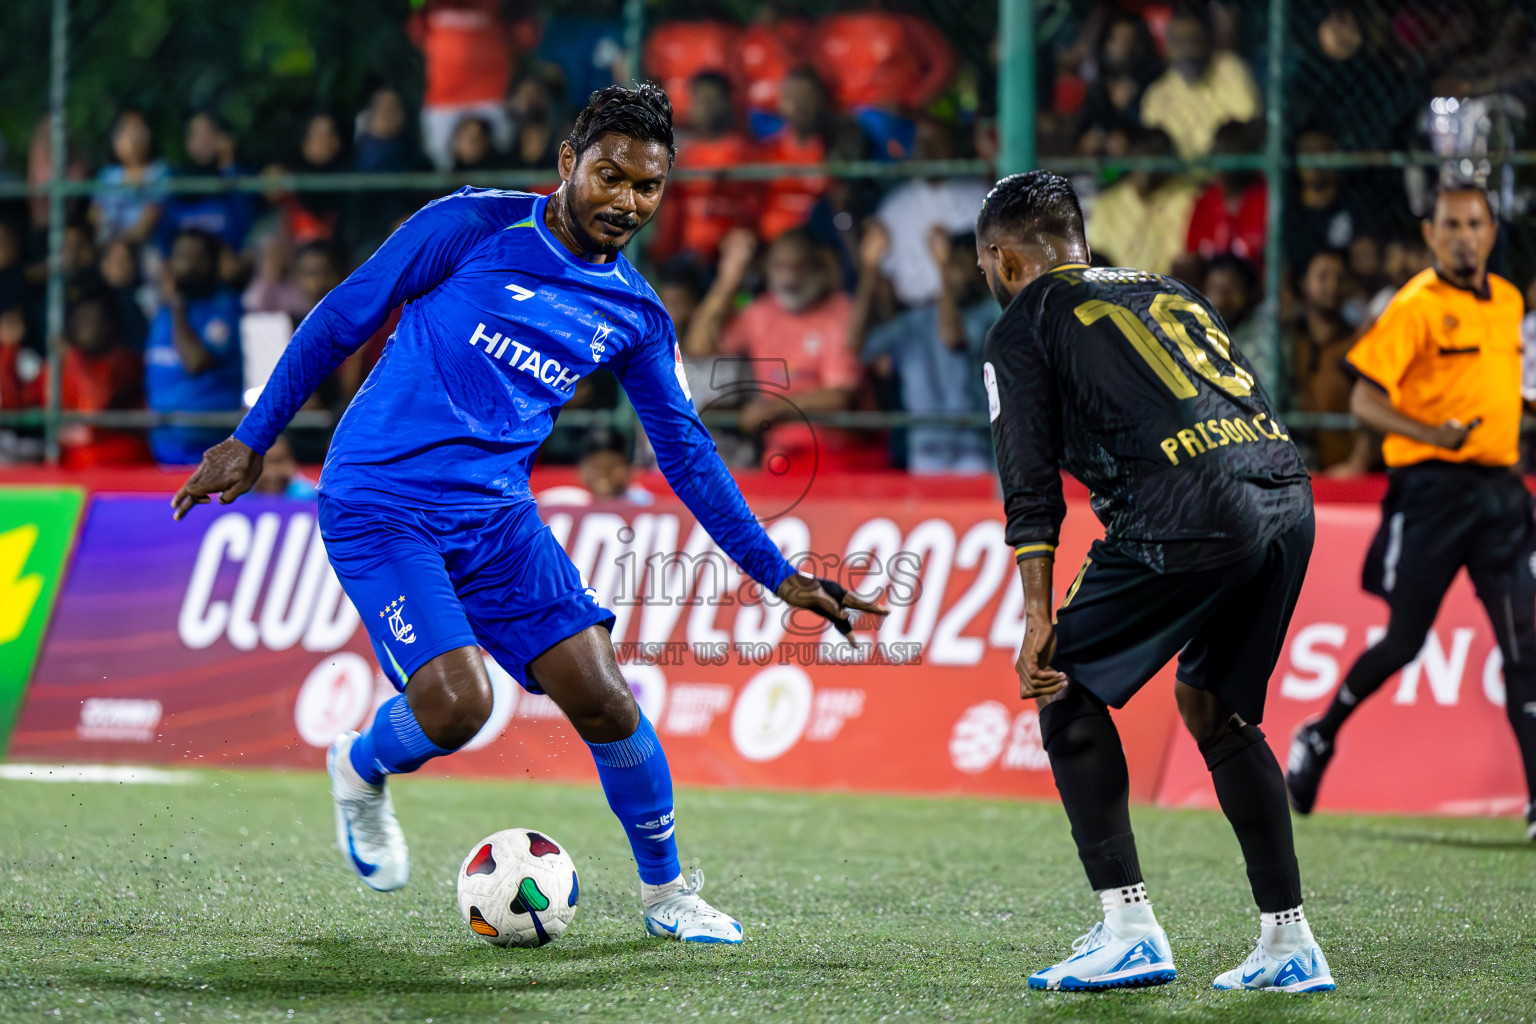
top-left (382, 595), bottom-right (416, 644)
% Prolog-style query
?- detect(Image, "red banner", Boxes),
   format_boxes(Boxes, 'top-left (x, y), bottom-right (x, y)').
top-left (9, 490), bottom-right (1525, 816)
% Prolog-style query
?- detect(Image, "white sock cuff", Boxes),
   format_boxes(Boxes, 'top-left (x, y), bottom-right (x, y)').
top-left (1098, 883), bottom-right (1150, 914)
top-left (1260, 905), bottom-right (1306, 928)
top-left (641, 873), bottom-right (686, 906)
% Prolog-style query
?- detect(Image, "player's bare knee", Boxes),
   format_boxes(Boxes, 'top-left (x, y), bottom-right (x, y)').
top-left (406, 651), bottom-right (494, 749)
top-left (1175, 681), bottom-right (1231, 747)
top-left (561, 679), bottom-right (640, 743)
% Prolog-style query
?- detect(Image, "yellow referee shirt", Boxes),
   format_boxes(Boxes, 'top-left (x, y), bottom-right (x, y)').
top-left (1346, 268), bottom-right (1524, 468)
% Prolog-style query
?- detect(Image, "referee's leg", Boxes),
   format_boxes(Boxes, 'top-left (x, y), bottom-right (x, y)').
top-left (1465, 496), bottom-right (1536, 830)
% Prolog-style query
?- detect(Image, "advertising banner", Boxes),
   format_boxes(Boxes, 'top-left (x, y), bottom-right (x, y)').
top-left (1153, 504), bottom-right (1530, 818)
top-left (0, 486), bottom-right (83, 754)
top-left (8, 493), bottom-right (1177, 800)
top-left (9, 492), bottom-right (1528, 816)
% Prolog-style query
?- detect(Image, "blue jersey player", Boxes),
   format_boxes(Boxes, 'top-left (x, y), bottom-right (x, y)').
top-left (173, 85), bottom-right (886, 943)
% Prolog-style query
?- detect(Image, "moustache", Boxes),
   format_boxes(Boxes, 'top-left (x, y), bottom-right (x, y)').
top-left (595, 212), bottom-right (640, 230)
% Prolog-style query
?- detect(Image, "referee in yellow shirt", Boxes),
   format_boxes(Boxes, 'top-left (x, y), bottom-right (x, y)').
top-left (1286, 186), bottom-right (1536, 839)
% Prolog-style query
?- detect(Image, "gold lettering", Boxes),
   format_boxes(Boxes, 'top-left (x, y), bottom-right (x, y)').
top-left (1195, 421), bottom-right (1216, 448)
top-left (1229, 417), bottom-right (1259, 442)
top-left (1177, 429), bottom-right (1205, 457)
top-left (1252, 414), bottom-right (1276, 439)
top-left (1160, 437), bottom-right (1181, 465)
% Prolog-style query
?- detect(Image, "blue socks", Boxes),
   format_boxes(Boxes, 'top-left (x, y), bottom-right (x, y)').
top-left (348, 694), bottom-right (453, 785)
top-left (586, 714), bottom-right (681, 885)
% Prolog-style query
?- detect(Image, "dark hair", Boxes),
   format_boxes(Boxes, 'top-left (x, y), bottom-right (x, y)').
top-left (977, 170), bottom-right (1085, 244)
top-left (950, 231), bottom-right (978, 254)
top-left (294, 239), bottom-right (344, 270)
top-left (769, 225), bottom-right (823, 254)
top-left (582, 427), bottom-right (631, 459)
top-left (658, 255), bottom-right (707, 295)
top-left (1204, 252), bottom-right (1258, 294)
top-left (174, 227), bottom-right (222, 264)
top-left (690, 70), bottom-right (732, 95)
top-left (1430, 180), bottom-right (1495, 220)
top-left (568, 83), bottom-right (676, 165)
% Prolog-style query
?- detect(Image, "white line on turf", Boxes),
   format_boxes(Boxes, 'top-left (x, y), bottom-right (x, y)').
top-left (0, 763), bottom-right (198, 784)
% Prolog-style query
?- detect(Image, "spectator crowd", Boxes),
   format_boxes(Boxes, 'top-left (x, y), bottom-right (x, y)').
top-left (2, 0), bottom-right (1533, 479)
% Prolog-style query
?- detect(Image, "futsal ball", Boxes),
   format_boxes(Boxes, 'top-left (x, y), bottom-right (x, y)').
top-left (456, 828), bottom-right (579, 947)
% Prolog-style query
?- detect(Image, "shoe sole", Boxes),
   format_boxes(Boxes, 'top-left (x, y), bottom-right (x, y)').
top-left (1214, 978), bottom-right (1336, 993)
top-left (1030, 967), bottom-right (1177, 991)
top-left (645, 919), bottom-right (743, 944)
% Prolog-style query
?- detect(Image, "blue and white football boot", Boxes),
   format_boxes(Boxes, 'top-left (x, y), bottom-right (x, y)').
top-left (327, 731), bottom-right (410, 892)
top-left (1213, 937), bottom-right (1335, 993)
top-left (1028, 910), bottom-right (1177, 991)
top-left (643, 868), bottom-right (743, 944)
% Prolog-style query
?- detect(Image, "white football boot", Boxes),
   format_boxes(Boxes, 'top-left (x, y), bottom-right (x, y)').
top-left (327, 731), bottom-right (410, 892)
top-left (1213, 928), bottom-right (1335, 993)
top-left (1028, 907), bottom-right (1177, 991)
top-left (643, 868), bottom-right (743, 944)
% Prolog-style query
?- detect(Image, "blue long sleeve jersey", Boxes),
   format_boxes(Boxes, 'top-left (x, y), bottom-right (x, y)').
top-left (234, 188), bottom-right (797, 591)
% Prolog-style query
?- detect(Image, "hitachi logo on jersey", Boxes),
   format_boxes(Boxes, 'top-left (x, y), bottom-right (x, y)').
top-left (468, 322), bottom-right (581, 391)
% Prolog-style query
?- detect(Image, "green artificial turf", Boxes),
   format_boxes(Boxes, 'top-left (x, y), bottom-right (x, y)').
top-left (1, 768), bottom-right (1532, 1023)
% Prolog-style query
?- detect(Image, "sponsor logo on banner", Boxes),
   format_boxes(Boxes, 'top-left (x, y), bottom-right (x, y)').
top-left (294, 653), bottom-right (377, 747)
top-left (731, 666), bottom-right (814, 761)
top-left (949, 702), bottom-right (1050, 773)
top-left (0, 487), bottom-right (84, 755)
top-left (77, 698), bottom-right (162, 742)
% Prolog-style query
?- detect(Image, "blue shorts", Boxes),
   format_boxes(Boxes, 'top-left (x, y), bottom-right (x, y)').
top-left (318, 496), bottom-right (615, 692)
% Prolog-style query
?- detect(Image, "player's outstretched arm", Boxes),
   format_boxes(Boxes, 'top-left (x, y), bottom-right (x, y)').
top-left (615, 317), bottom-right (887, 636)
top-left (172, 189), bottom-right (506, 519)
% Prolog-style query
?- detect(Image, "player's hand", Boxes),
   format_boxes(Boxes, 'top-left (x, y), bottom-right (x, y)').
top-left (1429, 417), bottom-right (1481, 451)
top-left (172, 437), bottom-right (264, 520)
top-left (717, 228), bottom-right (758, 285)
top-left (775, 572), bottom-right (889, 639)
top-left (1016, 614), bottom-right (1068, 699)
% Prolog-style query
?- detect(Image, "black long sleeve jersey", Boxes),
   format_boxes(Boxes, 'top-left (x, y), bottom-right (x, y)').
top-left (984, 263), bottom-right (1313, 574)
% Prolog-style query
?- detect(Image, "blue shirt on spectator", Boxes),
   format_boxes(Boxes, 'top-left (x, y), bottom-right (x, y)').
top-left (862, 301), bottom-right (996, 474)
top-left (144, 289), bottom-right (243, 465)
top-left (92, 160), bottom-right (169, 242)
top-left (157, 166), bottom-right (257, 254)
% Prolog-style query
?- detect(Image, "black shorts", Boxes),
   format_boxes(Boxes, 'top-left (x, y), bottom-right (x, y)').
top-left (1050, 512), bottom-right (1315, 724)
top-left (1362, 461), bottom-right (1536, 604)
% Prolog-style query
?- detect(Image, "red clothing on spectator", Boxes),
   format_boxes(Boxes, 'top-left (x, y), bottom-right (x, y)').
top-left (0, 344), bottom-right (151, 467)
top-left (643, 21), bottom-right (739, 123)
top-left (735, 19), bottom-right (814, 112)
top-left (719, 290), bottom-right (883, 469)
top-left (408, 0), bottom-right (532, 107)
top-left (653, 133), bottom-right (762, 260)
top-left (813, 13), bottom-right (957, 110)
top-left (1186, 179), bottom-right (1268, 265)
top-left (756, 129), bottom-right (828, 241)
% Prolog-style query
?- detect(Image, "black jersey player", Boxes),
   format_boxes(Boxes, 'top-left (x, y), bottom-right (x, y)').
top-left (977, 171), bottom-right (1334, 993)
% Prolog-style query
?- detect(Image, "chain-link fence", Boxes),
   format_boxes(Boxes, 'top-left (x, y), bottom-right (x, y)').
top-left (1, 0), bottom-right (1531, 475)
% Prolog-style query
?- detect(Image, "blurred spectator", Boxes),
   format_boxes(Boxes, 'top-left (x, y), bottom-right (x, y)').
top-left (279, 112), bottom-right (351, 245)
top-left (99, 238), bottom-right (151, 351)
top-left (673, 236), bottom-right (754, 466)
top-left (535, 2), bottom-right (627, 112)
top-left (1290, 5), bottom-right (1426, 152)
top-left (244, 238), bottom-right (344, 324)
top-left (1085, 128), bottom-right (1200, 275)
top-left (89, 109), bottom-right (167, 247)
top-left (25, 115), bottom-right (92, 270)
top-left (0, 221), bottom-right (25, 335)
top-left (652, 72), bottom-right (758, 260)
top-left (1077, 9), bottom-right (1165, 158)
top-left (736, 9), bottom-right (814, 115)
top-left (159, 112), bottom-right (256, 259)
top-left (0, 290), bottom-right (150, 467)
top-left (874, 119), bottom-right (989, 307)
top-left (756, 66), bottom-right (862, 242)
top-left (1365, 230), bottom-right (1433, 322)
top-left (812, 10), bottom-right (956, 115)
top-left (504, 70), bottom-right (564, 171)
top-left (852, 223), bottom-right (994, 475)
top-left (1289, 248), bottom-right (1371, 475)
top-left (409, 0), bottom-right (529, 169)
top-left (642, 20), bottom-right (737, 125)
top-left (1186, 120), bottom-right (1266, 266)
top-left (580, 428), bottom-right (655, 503)
top-left (354, 86), bottom-right (422, 173)
top-left (1285, 127), bottom-right (1381, 278)
top-left (692, 228), bottom-right (864, 469)
top-left (1139, 9), bottom-right (1261, 159)
top-left (1204, 253), bottom-right (1258, 333)
top-left (144, 229), bottom-right (243, 466)
top-left (0, 297), bottom-right (36, 404)
top-left (253, 433), bottom-right (318, 499)
top-left (450, 116), bottom-right (506, 173)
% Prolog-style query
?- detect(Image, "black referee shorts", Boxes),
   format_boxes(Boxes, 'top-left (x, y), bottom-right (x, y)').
top-left (1049, 512), bottom-right (1315, 725)
top-left (1363, 461), bottom-right (1536, 605)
